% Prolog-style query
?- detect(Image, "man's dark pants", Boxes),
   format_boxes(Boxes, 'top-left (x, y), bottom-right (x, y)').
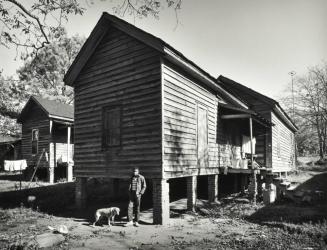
top-left (128, 191), bottom-right (141, 222)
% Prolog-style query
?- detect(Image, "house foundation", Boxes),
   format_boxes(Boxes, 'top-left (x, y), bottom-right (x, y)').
top-left (187, 176), bottom-right (197, 211)
top-left (152, 179), bottom-right (170, 225)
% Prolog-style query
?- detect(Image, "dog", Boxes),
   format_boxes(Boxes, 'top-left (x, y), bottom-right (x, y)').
top-left (93, 207), bottom-right (120, 227)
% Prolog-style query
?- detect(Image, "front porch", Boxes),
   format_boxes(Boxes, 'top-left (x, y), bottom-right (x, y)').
top-left (48, 119), bottom-right (74, 183)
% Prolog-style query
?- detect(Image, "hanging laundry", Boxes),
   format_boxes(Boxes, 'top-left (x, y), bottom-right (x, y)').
top-left (242, 135), bottom-right (256, 154)
top-left (4, 160), bottom-right (27, 171)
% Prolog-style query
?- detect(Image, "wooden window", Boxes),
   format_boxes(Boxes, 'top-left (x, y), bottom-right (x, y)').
top-left (103, 107), bottom-right (121, 148)
top-left (31, 129), bottom-right (39, 155)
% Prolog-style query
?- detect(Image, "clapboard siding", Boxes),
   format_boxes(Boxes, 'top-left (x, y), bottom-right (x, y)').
top-left (271, 112), bottom-right (295, 171)
top-left (21, 105), bottom-right (50, 167)
top-left (162, 63), bottom-right (219, 178)
top-left (55, 143), bottom-right (74, 163)
top-left (73, 27), bottom-right (162, 178)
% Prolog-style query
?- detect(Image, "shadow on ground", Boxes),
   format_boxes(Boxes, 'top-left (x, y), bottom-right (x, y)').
top-left (248, 172), bottom-right (327, 225)
top-left (0, 180), bottom-right (155, 225)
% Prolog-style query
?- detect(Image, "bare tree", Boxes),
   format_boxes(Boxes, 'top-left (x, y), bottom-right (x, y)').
top-left (280, 63), bottom-right (327, 159)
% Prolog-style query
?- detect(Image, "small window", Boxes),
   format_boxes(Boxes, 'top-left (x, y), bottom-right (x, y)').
top-left (32, 129), bottom-right (39, 155)
top-left (103, 106), bottom-right (121, 147)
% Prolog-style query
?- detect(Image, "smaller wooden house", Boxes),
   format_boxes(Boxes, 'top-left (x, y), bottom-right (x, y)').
top-left (218, 76), bottom-right (298, 174)
top-left (17, 96), bottom-right (74, 183)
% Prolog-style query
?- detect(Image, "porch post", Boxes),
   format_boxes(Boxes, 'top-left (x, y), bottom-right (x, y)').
top-left (249, 117), bottom-right (257, 202)
top-left (48, 120), bottom-right (55, 184)
top-left (67, 125), bottom-right (73, 182)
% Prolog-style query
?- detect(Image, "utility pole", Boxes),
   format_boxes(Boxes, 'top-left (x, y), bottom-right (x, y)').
top-left (289, 71), bottom-right (297, 170)
top-left (289, 71), bottom-right (296, 119)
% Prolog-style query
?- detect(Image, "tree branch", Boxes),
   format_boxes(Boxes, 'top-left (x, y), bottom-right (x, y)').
top-left (5, 0), bottom-right (50, 49)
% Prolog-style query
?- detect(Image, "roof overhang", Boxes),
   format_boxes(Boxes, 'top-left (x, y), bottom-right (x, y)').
top-left (49, 115), bottom-right (74, 123)
top-left (273, 104), bottom-right (298, 132)
top-left (218, 75), bottom-right (298, 132)
top-left (220, 103), bottom-right (273, 128)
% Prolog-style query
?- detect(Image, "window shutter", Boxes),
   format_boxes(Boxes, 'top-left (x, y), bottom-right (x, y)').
top-left (103, 107), bottom-right (121, 147)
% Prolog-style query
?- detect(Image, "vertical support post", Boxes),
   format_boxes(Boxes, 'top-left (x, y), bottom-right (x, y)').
top-left (208, 174), bottom-right (219, 203)
top-left (240, 174), bottom-right (247, 193)
top-left (48, 120), bottom-right (55, 184)
top-left (249, 117), bottom-right (257, 202)
top-left (187, 176), bottom-right (197, 211)
top-left (67, 126), bottom-right (73, 182)
top-left (75, 177), bottom-right (87, 209)
top-left (249, 117), bottom-right (254, 169)
top-left (152, 179), bottom-right (170, 225)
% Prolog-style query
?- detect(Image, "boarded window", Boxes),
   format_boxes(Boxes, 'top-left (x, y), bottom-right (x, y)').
top-left (197, 105), bottom-right (208, 167)
top-left (103, 107), bottom-right (121, 147)
top-left (31, 129), bottom-right (39, 155)
top-left (277, 125), bottom-right (281, 158)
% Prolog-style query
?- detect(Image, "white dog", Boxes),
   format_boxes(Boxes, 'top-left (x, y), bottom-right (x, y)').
top-left (93, 207), bottom-right (120, 227)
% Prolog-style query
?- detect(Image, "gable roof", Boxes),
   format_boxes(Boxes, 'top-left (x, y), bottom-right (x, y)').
top-left (64, 12), bottom-right (248, 109)
top-left (17, 96), bottom-right (74, 123)
top-left (218, 75), bottom-right (298, 132)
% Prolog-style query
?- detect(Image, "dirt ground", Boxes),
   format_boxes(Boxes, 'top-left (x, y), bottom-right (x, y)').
top-left (0, 157), bottom-right (327, 249)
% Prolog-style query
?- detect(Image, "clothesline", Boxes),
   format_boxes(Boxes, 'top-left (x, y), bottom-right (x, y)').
top-left (4, 160), bottom-right (27, 172)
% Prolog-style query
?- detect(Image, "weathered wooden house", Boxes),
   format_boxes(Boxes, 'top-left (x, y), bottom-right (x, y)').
top-left (17, 96), bottom-right (74, 183)
top-left (64, 13), bottom-right (296, 224)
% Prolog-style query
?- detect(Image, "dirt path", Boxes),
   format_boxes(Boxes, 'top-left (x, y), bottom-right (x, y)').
top-left (1, 199), bottom-right (326, 250)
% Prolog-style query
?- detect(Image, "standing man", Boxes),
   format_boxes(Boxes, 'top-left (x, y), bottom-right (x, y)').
top-left (125, 167), bottom-right (146, 227)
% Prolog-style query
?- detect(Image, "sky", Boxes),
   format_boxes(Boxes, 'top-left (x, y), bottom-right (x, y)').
top-left (0, 0), bottom-right (326, 99)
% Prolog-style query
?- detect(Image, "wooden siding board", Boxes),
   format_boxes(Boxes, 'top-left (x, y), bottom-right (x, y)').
top-left (271, 112), bottom-right (295, 171)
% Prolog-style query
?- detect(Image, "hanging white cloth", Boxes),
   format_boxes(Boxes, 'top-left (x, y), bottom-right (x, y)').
top-left (4, 160), bottom-right (27, 171)
top-left (242, 135), bottom-right (256, 154)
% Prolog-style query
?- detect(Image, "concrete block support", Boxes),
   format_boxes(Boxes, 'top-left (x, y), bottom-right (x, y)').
top-left (75, 177), bottom-right (87, 209)
top-left (152, 179), bottom-right (170, 225)
top-left (187, 176), bottom-right (197, 211)
top-left (208, 174), bottom-right (219, 203)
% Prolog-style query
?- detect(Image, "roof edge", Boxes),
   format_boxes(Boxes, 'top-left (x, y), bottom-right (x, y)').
top-left (218, 75), bottom-right (298, 132)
